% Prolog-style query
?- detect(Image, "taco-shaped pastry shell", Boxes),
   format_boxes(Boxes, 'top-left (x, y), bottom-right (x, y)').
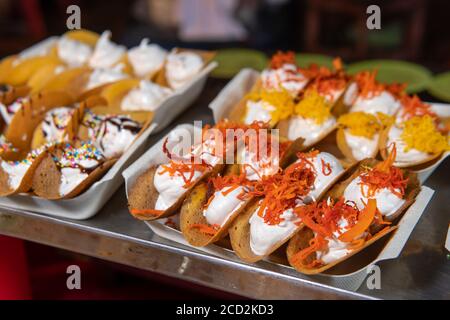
top-left (27, 62), bottom-right (66, 94)
top-left (0, 84), bottom-right (30, 106)
top-left (29, 95), bottom-right (100, 150)
top-left (39, 66), bottom-right (91, 99)
top-left (31, 143), bottom-right (116, 200)
top-left (0, 84), bottom-right (31, 133)
top-left (4, 90), bottom-right (74, 152)
top-left (0, 145), bottom-right (53, 196)
top-left (325, 158), bottom-right (420, 222)
top-left (128, 162), bottom-right (225, 221)
top-left (277, 118), bottom-right (337, 148)
top-left (286, 222), bottom-right (397, 275)
top-left (154, 48), bottom-right (216, 89)
top-left (0, 56), bottom-right (17, 84)
top-left (179, 136), bottom-right (305, 247)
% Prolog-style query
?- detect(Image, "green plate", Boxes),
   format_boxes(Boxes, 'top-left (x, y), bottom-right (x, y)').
top-left (212, 49), bottom-right (268, 79)
top-left (428, 72), bottom-right (450, 102)
top-left (295, 53), bottom-right (335, 69)
top-left (347, 60), bottom-right (432, 93)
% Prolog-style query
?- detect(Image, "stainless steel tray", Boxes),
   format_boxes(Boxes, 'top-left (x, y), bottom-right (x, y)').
top-left (0, 79), bottom-right (448, 300)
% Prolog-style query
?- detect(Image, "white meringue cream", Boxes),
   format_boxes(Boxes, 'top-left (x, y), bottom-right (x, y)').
top-left (243, 100), bottom-right (275, 125)
top-left (128, 39), bottom-right (167, 78)
top-left (85, 64), bottom-right (128, 90)
top-left (351, 91), bottom-right (400, 116)
top-left (343, 176), bottom-right (405, 218)
top-left (343, 130), bottom-right (379, 161)
top-left (89, 31), bottom-right (126, 69)
top-left (285, 116), bottom-right (336, 147)
top-left (165, 51), bottom-right (203, 89)
top-left (57, 36), bottom-right (92, 67)
top-left (249, 207), bottom-right (301, 256)
top-left (203, 186), bottom-right (246, 227)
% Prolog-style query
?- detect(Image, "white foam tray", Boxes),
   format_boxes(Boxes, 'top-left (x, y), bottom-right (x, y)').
top-left (0, 62), bottom-right (217, 220)
top-left (122, 123), bottom-right (435, 291)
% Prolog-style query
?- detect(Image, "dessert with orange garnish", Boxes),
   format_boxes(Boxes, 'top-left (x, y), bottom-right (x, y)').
top-left (286, 198), bottom-right (395, 274)
top-left (228, 150), bottom-right (345, 263)
top-left (127, 120), bottom-right (259, 221)
top-left (330, 146), bottom-right (420, 220)
top-left (179, 122), bottom-right (304, 247)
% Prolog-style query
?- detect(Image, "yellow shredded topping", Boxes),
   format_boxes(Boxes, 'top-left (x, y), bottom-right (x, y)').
top-left (338, 112), bottom-right (380, 138)
top-left (338, 112), bottom-right (393, 139)
top-left (401, 115), bottom-right (450, 154)
top-left (294, 90), bottom-right (331, 124)
top-left (245, 88), bottom-right (294, 125)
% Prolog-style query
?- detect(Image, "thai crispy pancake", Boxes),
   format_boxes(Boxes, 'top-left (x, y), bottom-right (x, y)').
top-left (0, 146), bottom-right (51, 196)
top-left (39, 66), bottom-right (91, 100)
top-left (325, 158), bottom-right (420, 223)
top-left (32, 143), bottom-right (116, 200)
top-left (179, 137), bottom-right (305, 247)
top-left (228, 153), bottom-right (349, 263)
top-left (29, 95), bottom-right (104, 150)
top-left (286, 223), bottom-right (398, 275)
top-left (4, 90), bottom-right (74, 152)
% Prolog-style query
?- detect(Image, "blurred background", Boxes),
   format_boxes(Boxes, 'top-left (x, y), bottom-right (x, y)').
top-left (0, 0), bottom-right (449, 69)
top-left (1, 0), bottom-right (449, 300)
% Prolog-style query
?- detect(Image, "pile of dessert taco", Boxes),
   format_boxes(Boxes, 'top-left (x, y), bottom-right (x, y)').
top-left (0, 29), bottom-right (214, 200)
top-left (127, 51), bottom-right (449, 275)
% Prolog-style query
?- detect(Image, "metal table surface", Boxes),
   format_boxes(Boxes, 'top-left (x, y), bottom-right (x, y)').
top-left (0, 79), bottom-right (449, 300)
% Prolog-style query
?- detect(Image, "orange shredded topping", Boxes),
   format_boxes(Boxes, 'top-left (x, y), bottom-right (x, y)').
top-left (130, 208), bottom-right (165, 217)
top-left (269, 51), bottom-right (297, 69)
top-left (189, 223), bottom-right (220, 236)
top-left (355, 70), bottom-right (406, 99)
top-left (399, 95), bottom-right (436, 121)
top-left (210, 171), bottom-right (254, 201)
top-left (247, 151), bottom-right (318, 225)
top-left (160, 121), bottom-right (271, 188)
top-left (321, 158), bottom-right (332, 176)
top-left (306, 58), bottom-right (348, 99)
top-left (359, 145), bottom-right (408, 198)
top-left (291, 198), bottom-right (384, 268)
top-left (338, 199), bottom-right (376, 242)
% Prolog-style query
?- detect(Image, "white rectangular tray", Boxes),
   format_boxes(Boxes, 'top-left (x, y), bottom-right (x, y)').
top-left (122, 122), bottom-right (435, 292)
top-left (209, 68), bottom-right (450, 183)
top-left (0, 62), bottom-right (217, 220)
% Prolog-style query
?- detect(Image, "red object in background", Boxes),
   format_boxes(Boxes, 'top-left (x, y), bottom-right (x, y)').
top-left (0, 236), bottom-right (31, 300)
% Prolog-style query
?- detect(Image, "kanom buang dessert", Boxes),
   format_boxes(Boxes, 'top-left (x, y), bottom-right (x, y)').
top-left (229, 150), bottom-right (344, 263)
top-left (180, 122), bottom-right (304, 247)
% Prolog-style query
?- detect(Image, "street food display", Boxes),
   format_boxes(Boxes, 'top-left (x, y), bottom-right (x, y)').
top-left (126, 51), bottom-right (448, 276)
